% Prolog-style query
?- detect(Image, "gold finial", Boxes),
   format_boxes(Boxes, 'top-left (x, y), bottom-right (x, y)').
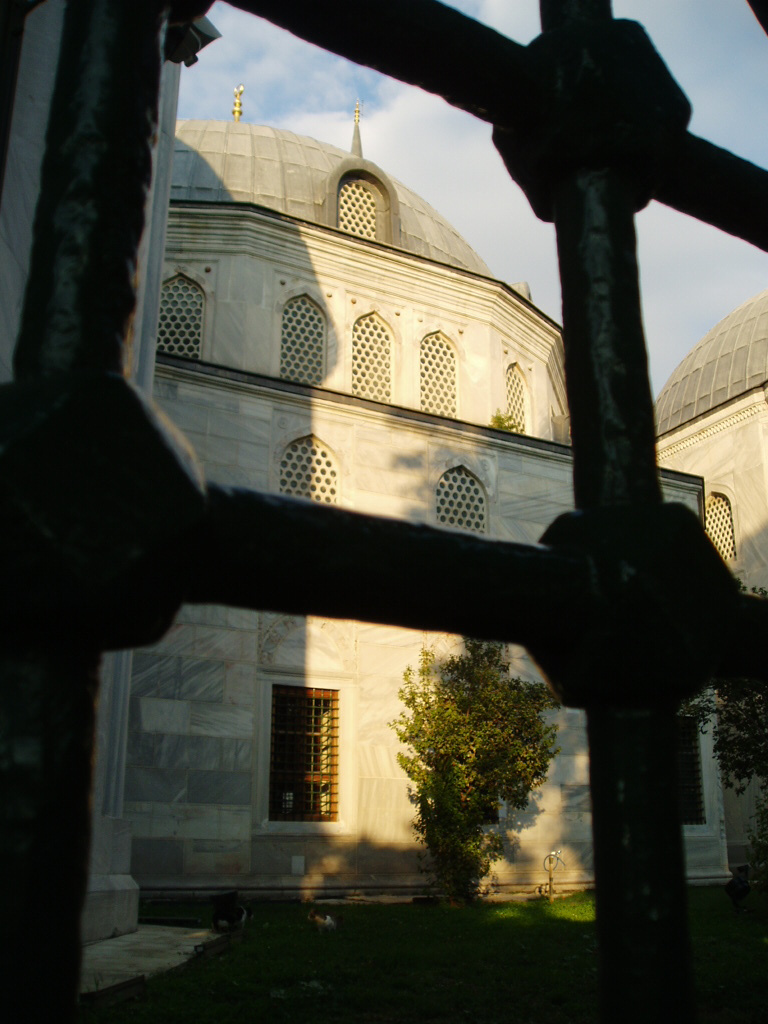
top-left (354, 100), bottom-right (361, 125)
top-left (232, 84), bottom-right (244, 123)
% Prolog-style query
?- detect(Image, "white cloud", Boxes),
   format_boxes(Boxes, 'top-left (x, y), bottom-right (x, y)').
top-left (179, 2), bottom-right (768, 396)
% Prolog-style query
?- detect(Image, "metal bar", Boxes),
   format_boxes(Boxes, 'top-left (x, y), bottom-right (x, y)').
top-left (543, 1), bottom-right (696, 1018)
top-left (184, 486), bottom-right (595, 649)
top-left (13, 0), bottom-right (164, 380)
top-left (5, 3), bottom-right (166, 1021)
top-left (233, 0), bottom-right (768, 255)
top-left (228, 0), bottom-right (536, 124)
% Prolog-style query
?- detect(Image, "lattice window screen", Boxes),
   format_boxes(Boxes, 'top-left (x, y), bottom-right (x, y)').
top-left (338, 179), bottom-right (378, 238)
top-left (436, 466), bottom-right (487, 533)
top-left (280, 436), bottom-right (338, 504)
top-left (157, 276), bottom-right (204, 358)
top-left (352, 312), bottom-right (392, 402)
top-left (280, 296), bottom-right (325, 385)
top-left (677, 716), bottom-right (705, 825)
top-left (706, 493), bottom-right (736, 561)
top-left (505, 364), bottom-right (527, 432)
top-left (420, 332), bottom-right (457, 417)
top-left (270, 685), bottom-right (339, 822)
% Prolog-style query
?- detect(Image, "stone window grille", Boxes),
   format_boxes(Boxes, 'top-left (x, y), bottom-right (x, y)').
top-left (677, 716), bottom-right (705, 825)
top-left (705, 493), bottom-right (736, 561)
top-left (435, 465), bottom-right (487, 533)
top-left (157, 275), bottom-right (204, 358)
top-left (506, 364), bottom-right (527, 433)
top-left (269, 685), bottom-right (339, 822)
top-left (280, 295), bottom-right (325, 385)
top-left (279, 436), bottom-right (338, 505)
top-left (338, 179), bottom-right (377, 239)
top-left (352, 312), bottom-right (392, 402)
top-left (420, 332), bottom-right (457, 417)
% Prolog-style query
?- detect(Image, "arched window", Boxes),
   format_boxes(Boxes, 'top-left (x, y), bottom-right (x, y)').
top-left (280, 295), bottom-right (325, 385)
top-left (706, 493), bottom-right (736, 561)
top-left (157, 275), bottom-right (204, 358)
top-left (279, 436), bottom-right (339, 505)
top-left (505, 364), bottom-right (527, 433)
top-left (435, 466), bottom-right (487, 534)
top-left (338, 178), bottom-right (378, 239)
top-left (420, 332), bottom-right (457, 417)
top-left (352, 312), bottom-right (392, 402)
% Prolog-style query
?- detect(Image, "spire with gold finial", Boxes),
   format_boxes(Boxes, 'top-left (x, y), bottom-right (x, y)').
top-left (232, 84), bottom-right (244, 123)
top-left (351, 99), bottom-right (363, 157)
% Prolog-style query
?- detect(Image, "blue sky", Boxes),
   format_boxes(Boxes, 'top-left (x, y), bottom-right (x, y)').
top-left (177, 2), bottom-right (768, 396)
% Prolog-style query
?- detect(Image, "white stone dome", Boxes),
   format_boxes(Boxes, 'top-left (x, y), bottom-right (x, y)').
top-left (170, 120), bottom-right (492, 277)
top-left (656, 287), bottom-right (768, 435)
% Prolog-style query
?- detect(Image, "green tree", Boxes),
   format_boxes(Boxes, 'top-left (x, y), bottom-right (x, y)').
top-left (391, 639), bottom-right (559, 903)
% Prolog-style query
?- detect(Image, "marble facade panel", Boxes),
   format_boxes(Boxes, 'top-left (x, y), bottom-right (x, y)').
top-left (187, 770), bottom-right (251, 805)
top-left (184, 840), bottom-right (251, 876)
top-left (138, 697), bottom-right (190, 735)
top-left (148, 804), bottom-right (221, 839)
top-left (124, 767), bottom-right (186, 803)
top-left (221, 738), bottom-right (253, 771)
top-left (357, 777), bottom-right (413, 842)
top-left (191, 625), bottom-right (256, 661)
top-left (223, 662), bottom-right (256, 706)
top-left (204, 463), bottom-right (252, 487)
top-left (190, 703), bottom-right (254, 738)
top-left (154, 733), bottom-right (221, 770)
top-left (131, 838), bottom-right (184, 877)
top-left (219, 807), bottom-right (252, 840)
top-left (177, 604), bottom-right (228, 627)
top-left (131, 653), bottom-right (177, 696)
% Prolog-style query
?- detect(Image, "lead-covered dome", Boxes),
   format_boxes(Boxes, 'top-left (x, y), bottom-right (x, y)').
top-left (656, 288), bottom-right (768, 435)
top-left (171, 120), bottom-right (491, 277)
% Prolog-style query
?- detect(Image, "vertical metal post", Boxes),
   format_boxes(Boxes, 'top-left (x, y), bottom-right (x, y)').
top-left (3, 3), bottom-right (166, 1020)
top-left (543, 2), bottom-right (695, 1016)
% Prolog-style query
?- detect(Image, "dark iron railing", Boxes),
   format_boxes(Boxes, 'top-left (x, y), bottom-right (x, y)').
top-left (4, 1), bottom-right (768, 1020)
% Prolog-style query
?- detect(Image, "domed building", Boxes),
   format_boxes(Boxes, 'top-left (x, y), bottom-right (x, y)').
top-left (0, 6), bottom-right (729, 927)
top-left (116, 112), bottom-right (727, 899)
top-left (657, 289), bottom-right (768, 863)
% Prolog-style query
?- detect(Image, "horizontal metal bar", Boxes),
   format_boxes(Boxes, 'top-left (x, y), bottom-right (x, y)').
top-left (229, 0), bottom-right (536, 124)
top-left (184, 485), bottom-right (594, 649)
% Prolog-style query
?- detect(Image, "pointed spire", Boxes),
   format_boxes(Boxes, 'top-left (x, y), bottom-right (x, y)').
top-left (351, 100), bottom-right (363, 157)
top-left (232, 84), bottom-right (244, 123)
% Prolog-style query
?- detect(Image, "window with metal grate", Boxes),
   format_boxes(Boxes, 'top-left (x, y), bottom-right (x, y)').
top-left (435, 465), bottom-right (487, 533)
top-left (338, 179), bottom-right (377, 238)
top-left (280, 295), bottom-right (325, 385)
top-left (269, 686), bottom-right (339, 822)
top-left (505, 363), bottom-right (527, 433)
top-left (705, 493), bottom-right (736, 561)
top-left (279, 436), bottom-right (338, 505)
top-left (352, 312), bottom-right (392, 402)
top-left (157, 275), bottom-right (203, 358)
top-left (677, 716), bottom-right (705, 825)
top-left (420, 332), bottom-right (457, 417)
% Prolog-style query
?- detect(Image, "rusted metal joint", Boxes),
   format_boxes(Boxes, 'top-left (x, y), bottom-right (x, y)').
top-left (493, 20), bottom-right (691, 220)
top-left (0, 372), bottom-right (206, 650)
top-left (529, 503), bottom-right (740, 707)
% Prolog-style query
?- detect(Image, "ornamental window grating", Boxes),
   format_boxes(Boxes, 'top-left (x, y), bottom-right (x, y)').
top-left (352, 312), bottom-right (392, 402)
top-left (705, 493), bottom-right (736, 561)
top-left (338, 179), bottom-right (377, 239)
top-left (420, 332), bottom-right (457, 417)
top-left (677, 716), bottom-right (705, 825)
top-left (280, 436), bottom-right (338, 505)
top-left (436, 465), bottom-right (487, 533)
top-left (269, 685), bottom-right (339, 822)
top-left (280, 295), bottom-right (325, 385)
top-left (505, 364), bottom-right (527, 432)
top-left (157, 275), bottom-right (203, 358)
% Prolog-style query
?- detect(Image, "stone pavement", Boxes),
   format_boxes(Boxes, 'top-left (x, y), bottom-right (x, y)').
top-left (79, 924), bottom-right (218, 1002)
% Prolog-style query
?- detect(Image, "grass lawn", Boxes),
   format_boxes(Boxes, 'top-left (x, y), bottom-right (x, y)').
top-left (80, 888), bottom-right (768, 1024)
